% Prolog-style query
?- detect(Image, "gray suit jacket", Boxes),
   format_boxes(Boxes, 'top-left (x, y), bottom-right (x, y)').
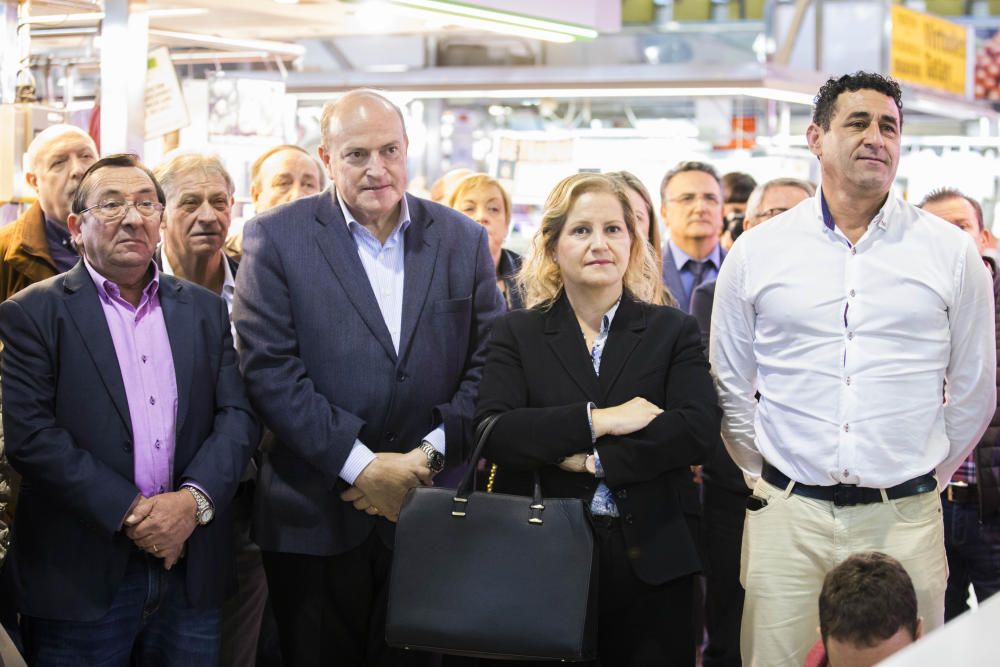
top-left (233, 189), bottom-right (504, 556)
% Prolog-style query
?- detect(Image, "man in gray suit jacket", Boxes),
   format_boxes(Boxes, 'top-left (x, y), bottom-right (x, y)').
top-left (232, 89), bottom-right (504, 666)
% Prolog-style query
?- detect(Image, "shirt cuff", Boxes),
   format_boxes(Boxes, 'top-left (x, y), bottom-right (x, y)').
top-left (422, 424), bottom-right (446, 455)
top-left (340, 440), bottom-right (377, 485)
top-left (593, 450), bottom-right (606, 479)
top-left (586, 402), bottom-right (597, 444)
top-left (180, 482), bottom-right (215, 509)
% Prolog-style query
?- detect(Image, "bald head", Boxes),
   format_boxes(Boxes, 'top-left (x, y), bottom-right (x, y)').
top-left (318, 89), bottom-right (410, 228)
top-left (320, 90), bottom-right (408, 150)
top-left (25, 124), bottom-right (98, 225)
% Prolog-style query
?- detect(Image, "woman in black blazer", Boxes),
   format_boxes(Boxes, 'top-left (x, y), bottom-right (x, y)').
top-left (475, 173), bottom-right (721, 666)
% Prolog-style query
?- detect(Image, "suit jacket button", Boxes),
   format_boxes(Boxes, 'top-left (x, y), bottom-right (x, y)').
top-left (616, 489), bottom-right (628, 500)
top-left (123, 441), bottom-right (132, 452)
top-left (397, 372), bottom-right (408, 382)
top-left (624, 513), bottom-right (634, 525)
top-left (386, 432), bottom-right (397, 443)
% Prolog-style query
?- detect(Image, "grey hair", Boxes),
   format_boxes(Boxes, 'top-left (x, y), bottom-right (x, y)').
top-left (153, 150), bottom-right (235, 198)
top-left (320, 88), bottom-right (408, 149)
top-left (25, 124), bottom-right (96, 173)
top-left (744, 178), bottom-right (817, 221)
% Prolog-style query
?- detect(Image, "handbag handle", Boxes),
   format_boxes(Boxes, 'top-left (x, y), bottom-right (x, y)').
top-left (453, 414), bottom-right (545, 525)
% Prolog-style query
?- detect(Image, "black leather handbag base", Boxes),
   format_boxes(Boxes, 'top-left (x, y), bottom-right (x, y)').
top-left (386, 416), bottom-right (598, 661)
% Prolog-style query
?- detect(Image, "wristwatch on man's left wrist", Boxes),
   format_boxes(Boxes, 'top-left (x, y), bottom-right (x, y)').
top-left (418, 441), bottom-right (445, 474)
top-left (183, 485), bottom-right (215, 526)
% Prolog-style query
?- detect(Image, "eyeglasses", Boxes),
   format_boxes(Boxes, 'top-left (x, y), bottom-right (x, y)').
top-left (79, 200), bottom-right (164, 223)
top-left (668, 193), bottom-right (721, 206)
top-left (756, 207), bottom-right (790, 221)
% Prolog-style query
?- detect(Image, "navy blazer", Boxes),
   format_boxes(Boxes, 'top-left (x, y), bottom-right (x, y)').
top-left (233, 189), bottom-right (504, 556)
top-left (0, 261), bottom-right (257, 621)
top-left (475, 294), bottom-right (721, 585)
top-left (661, 242), bottom-right (726, 313)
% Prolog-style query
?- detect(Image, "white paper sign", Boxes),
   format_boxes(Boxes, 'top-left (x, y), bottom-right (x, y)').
top-left (145, 46), bottom-right (189, 140)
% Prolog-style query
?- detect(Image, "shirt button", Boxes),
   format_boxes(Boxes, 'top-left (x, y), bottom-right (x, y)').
top-left (843, 423), bottom-right (850, 433)
top-left (851, 248), bottom-right (857, 255)
top-left (159, 486), bottom-right (165, 493)
top-left (154, 440), bottom-right (161, 449)
top-left (149, 396), bottom-right (156, 405)
top-left (849, 289), bottom-right (856, 297)
top-left (842, 469), bottom-right (850, 478)
top-left (847, 332), bottom-right (854, 340)
top-left (141, 354), bottom-right (148, 363)
top-left (845, 377), bottom-right (852, 386)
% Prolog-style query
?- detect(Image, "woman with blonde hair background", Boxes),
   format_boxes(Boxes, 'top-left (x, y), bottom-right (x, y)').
top-left (475, 173), bottom-right (720, 665)
top-left (605, 170), bottom-right (676, 307)
top-left (448, 173), bottom-right (523, 309)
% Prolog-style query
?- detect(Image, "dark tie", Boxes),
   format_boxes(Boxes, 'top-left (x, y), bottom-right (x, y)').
top-left (687, 259), bottom-right (708, 289)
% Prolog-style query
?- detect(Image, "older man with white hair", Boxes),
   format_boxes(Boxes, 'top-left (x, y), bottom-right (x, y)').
top-left (0, 124), bottom-right (98, 300)
top-left (0, 125), bottom-right (98, 648)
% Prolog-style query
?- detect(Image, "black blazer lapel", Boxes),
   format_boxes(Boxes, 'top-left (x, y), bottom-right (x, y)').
top-left (159, 275), bottom-right (193, 435)
top-left (398, 195), bottom-right (440, 362)
top-left (544, 295), bottom-right (601, 400)
top-left (597, 296), bottom-right (646, 402)
top-left (314, 190), bottom-right (397, 362)
top-left (62, 263), bottom-right (132, 434)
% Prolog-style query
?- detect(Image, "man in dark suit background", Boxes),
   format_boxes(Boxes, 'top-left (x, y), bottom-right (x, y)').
top-left (0, 154), bottom-right (257, 664)
top-left (233, 89), bottom-right (504, 666)
top-left (659, 161), bottom-right (727, 314)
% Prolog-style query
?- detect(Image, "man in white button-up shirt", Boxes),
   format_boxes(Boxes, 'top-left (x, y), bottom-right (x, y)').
top-left (711, 72), bottom-right (996, 666)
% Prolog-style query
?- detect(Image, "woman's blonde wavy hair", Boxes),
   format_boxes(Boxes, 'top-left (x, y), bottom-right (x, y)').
top-left (518, 173), bottom-right (665, 310)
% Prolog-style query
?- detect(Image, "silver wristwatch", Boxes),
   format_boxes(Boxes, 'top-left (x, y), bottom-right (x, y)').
top-left (183, 485), bottom-right (215, 526)
top-left (419, 441), bottom-right (445, 473)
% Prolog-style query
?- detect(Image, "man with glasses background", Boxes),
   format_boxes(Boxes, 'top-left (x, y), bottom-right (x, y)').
top-left (0, 154), bottom-right (257, 664)
top-left (660, 161), bottom-right (727, 314)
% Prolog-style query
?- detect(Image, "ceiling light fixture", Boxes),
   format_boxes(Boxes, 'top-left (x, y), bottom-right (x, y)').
top-left (21, 8), bottom-right (209, 25)
top-left (388, 0), bottom-right (597, 40)
top-left (149, 29), bottom-right (306, 57)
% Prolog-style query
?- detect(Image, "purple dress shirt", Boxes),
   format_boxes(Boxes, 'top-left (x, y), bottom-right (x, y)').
top-left (84, 260), bottom-right (178, 498)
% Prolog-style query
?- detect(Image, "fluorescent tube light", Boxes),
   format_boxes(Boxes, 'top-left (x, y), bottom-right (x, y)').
top-left (389, 0), bottom-right (598, 39)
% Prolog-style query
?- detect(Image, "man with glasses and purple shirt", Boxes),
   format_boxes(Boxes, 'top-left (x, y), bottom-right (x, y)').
top-left (0, 154), bottom-right (257, 665)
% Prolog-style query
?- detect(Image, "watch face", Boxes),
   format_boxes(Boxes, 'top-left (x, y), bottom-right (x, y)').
top-left (201, 508), bottom-right (215, 524)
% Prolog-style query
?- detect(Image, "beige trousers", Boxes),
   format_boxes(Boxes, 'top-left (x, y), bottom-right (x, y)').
top-left (740, 477), bottom-right (947, 667)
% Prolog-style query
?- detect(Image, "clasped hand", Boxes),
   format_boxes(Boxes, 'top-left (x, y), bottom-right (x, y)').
top-left (558, 397), bottom-right (663, 474)
top-left (340, 449), bottom-right (434, 522)
top-left (123, 490), bottom-right (198, 570)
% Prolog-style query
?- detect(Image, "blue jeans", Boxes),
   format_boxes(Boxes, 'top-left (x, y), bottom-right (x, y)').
top-left (22, 551), bottom-right (220, 667)
top-left (943, 496), bottom-right (1000, 621)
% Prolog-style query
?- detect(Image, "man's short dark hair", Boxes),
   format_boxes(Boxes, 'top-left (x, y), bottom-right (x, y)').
top-left (919, 187), bottom-right (984, 231)
top-left (819, 552), bottom-right (919, 648)
top-left (812, 72), bottom-right (904, 131)
top-left (72, 154), bottom-right (166, 214)
top-left (721, 172), bottom-right (757, 204)
top-left (660, 160), bottom-right (722, 200)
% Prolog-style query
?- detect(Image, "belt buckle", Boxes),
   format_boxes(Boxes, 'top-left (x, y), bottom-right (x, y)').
top-left (947, 485), bottom-right (955, 503)
top-left (833, 485), bottom-right (862, 507)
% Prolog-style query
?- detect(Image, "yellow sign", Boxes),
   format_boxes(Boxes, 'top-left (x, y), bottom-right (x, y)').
top-left (891, 5), bottom-right (968, 96)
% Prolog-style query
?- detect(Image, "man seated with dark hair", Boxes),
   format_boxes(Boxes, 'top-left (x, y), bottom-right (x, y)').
top-left (805, 552), bottom-right (923, 667)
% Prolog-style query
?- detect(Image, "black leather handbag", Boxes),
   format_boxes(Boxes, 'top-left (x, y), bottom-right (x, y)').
top-left (386, 415), bottom-right (598, 661)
